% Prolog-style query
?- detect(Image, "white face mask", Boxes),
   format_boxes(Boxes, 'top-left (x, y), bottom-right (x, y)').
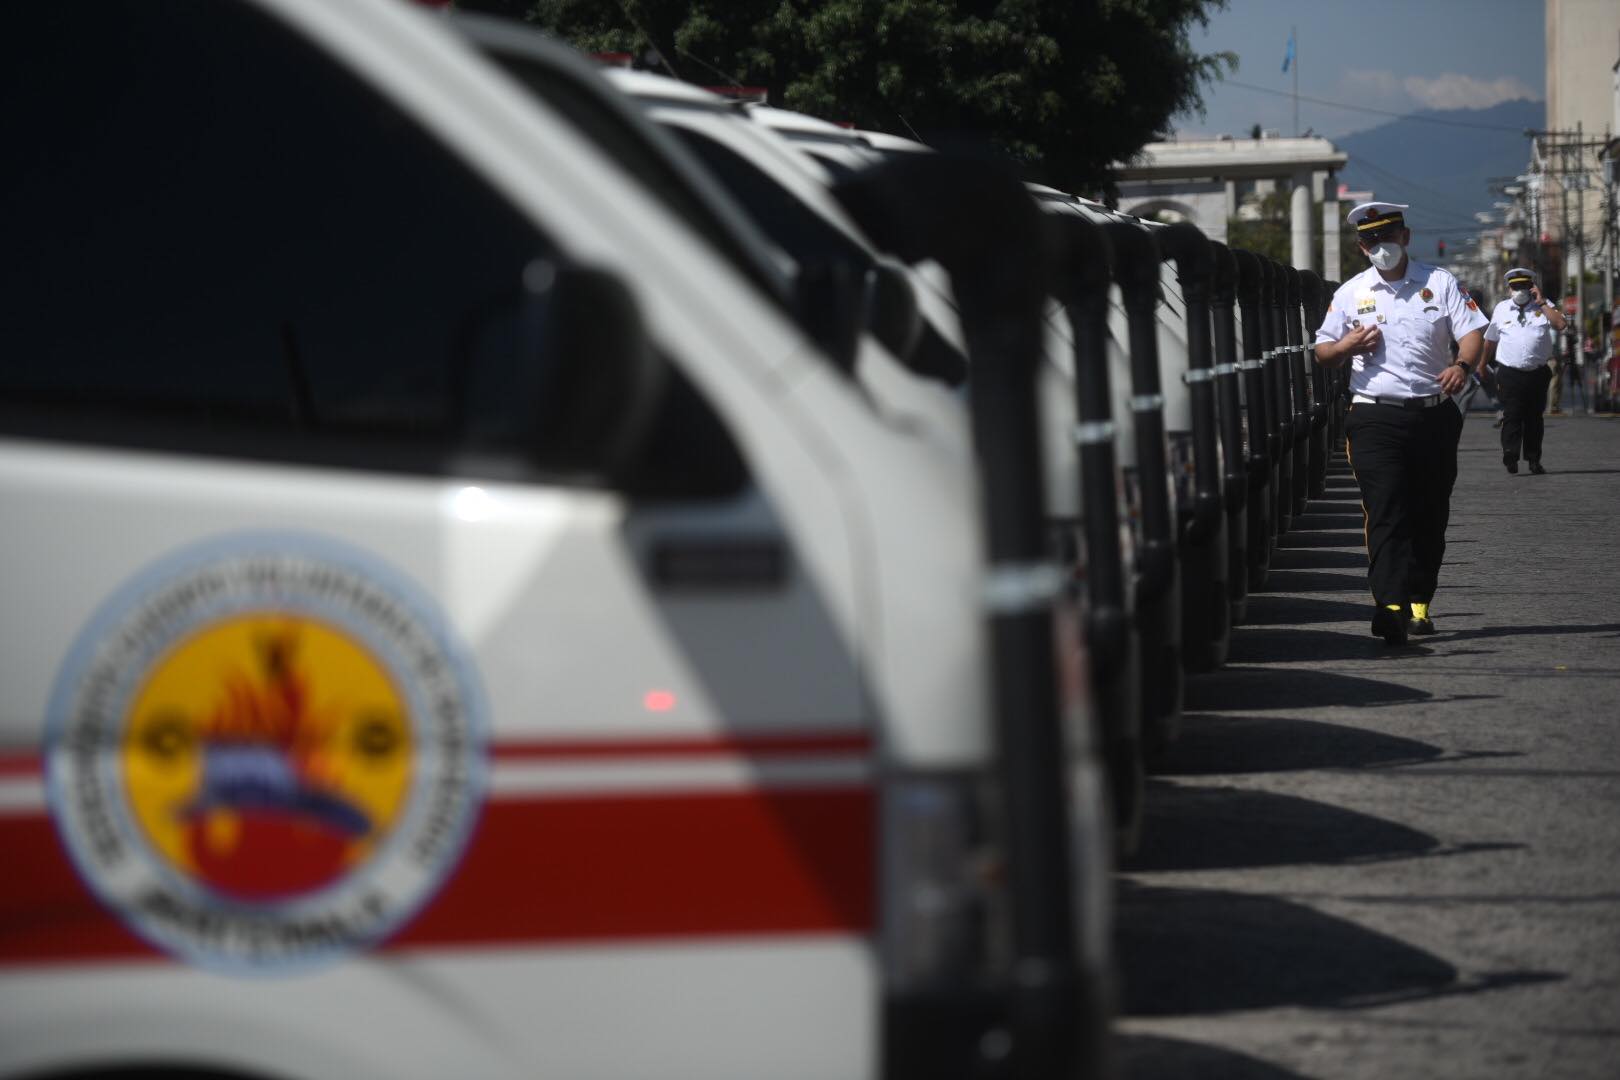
top-left (1367, 241), bottom-right (1404, 271)
top-left (1511, 288), bottom-right (1533, 306)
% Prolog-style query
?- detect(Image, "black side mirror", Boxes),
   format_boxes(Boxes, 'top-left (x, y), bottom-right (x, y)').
top-left (865, 257), bottom-right (923, 365)
top-left (795, 258), bottom-right (865, 374)
top-left (492, 260), bottom-right (665, 483)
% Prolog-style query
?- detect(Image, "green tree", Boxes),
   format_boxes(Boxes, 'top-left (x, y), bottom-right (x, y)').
top-left (1226, 192), bottom-right (1365, 283)
top-left (1226, 190), bottom-right (1290, 265)
top-left (521, 0), bottom-right (1233, 193)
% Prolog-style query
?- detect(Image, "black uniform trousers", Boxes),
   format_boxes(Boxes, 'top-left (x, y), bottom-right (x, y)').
top-left (1496, 363), bottom-right (1552, 465)
top-left (1345, 400), bottom-right (1464, 609)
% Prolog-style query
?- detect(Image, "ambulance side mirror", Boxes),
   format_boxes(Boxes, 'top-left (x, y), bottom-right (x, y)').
top-left (795, 257), bottom-right (865, 374)
top-left (865, 258), bottom-right (924, 366)
top-left (483, 261), bottom-right (666, 484)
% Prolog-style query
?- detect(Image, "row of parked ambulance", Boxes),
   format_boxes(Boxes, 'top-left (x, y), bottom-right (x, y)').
top-left (0, 2), bottom-right (1348, 1078)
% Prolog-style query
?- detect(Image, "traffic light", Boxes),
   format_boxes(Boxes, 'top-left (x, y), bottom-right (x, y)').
top-left (1437, 239), bottom-right (1447, 258)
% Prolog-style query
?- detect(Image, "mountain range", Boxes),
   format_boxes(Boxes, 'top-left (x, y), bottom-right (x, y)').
top-left (1333, 98), bottom-right (1545, 259)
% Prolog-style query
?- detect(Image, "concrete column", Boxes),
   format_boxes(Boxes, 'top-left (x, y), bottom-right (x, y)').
top-left (1225, 179), bottom-right (1237, 218)
top-left (1290, 170), bottom-right (1313, 271)
top-left (1321, 173), bottom-right (1340, 280)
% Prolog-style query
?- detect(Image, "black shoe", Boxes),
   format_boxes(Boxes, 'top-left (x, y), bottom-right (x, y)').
top-left (1529, 461), bottom-right (1546, 475)
top-left (1504, 457), bottom-right (1519, 474)
top-left (1371, 606), bottom-right (1409, 646)
top-left (1409, 615), bottom-right (1436, 635)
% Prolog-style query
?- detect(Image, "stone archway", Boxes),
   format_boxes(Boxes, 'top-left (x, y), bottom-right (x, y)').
top-left (1115, 182), bottom-right (1231, 245)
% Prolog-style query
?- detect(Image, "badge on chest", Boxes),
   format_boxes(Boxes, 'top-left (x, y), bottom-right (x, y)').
top-left (1356, 294), bottom-right (1377, 315)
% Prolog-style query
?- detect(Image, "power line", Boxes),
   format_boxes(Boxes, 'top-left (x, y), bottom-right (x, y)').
top-left (1339, 154), bottom-right (1506, 226)
top-left (1220, 79), bottom-right (1531, 134)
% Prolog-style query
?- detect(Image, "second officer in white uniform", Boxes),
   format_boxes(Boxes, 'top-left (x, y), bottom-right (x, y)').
top-left (1314, 202), bottom-right (1488, 644)
top-left (1482, 266), bottom-right (1566, 474)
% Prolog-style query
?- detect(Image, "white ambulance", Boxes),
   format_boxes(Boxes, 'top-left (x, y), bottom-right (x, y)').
top-left (0, 1), bottom-right (1105, 1078)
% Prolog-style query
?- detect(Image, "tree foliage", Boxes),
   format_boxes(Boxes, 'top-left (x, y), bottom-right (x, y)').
top-left (1227, 191), bottom-right (1364, 283)
top-left (517, 0), bottom-right (1233, 193)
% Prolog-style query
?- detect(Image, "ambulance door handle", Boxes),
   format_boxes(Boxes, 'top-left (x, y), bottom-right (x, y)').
top-left (648, 536), bottom-right (789, 590)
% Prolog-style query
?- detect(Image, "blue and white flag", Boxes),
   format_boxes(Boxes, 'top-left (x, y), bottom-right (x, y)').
top-left (1282, 32), bottom-right (1295, 73)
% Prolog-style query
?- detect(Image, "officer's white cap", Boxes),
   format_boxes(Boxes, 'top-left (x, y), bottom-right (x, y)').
top-left (1504, 266), bottom-right (1535, 285)
top-left (1346, 201), bottom-right (1410, 229)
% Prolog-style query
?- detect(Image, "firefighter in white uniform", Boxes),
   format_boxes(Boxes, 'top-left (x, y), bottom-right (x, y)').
top-left (1482, 266), bottom-right (1566, 474)
top-left (1313, 202), bottom-right (1488, 644)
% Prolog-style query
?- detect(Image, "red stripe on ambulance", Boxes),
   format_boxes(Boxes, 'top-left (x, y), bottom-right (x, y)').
top-left (0, 785), bottom-right (873, 966)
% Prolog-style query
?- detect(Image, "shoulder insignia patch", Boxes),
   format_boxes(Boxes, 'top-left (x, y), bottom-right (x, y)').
top-left (1420, 287), bottom-right (1434, 302)
top-left (1465, 299), bottom-right (1479, 311)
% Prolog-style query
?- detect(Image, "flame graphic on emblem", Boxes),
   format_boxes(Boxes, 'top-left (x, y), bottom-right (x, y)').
top-left (174, 624), bottom-right (382, 900)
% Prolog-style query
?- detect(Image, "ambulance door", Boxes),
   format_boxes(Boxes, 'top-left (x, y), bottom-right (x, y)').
top-left (0, 5), bottom-right (871, 1079)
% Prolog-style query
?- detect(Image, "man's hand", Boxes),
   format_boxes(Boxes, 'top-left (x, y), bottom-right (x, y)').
top-left (1317, 322), bottom-right (1381, 367)
top-left (1345, 323), bottom-right (1382, 354)
top-left (1437, 362), bottom-right (1469, 395)
top-left (1540, 289), bottom-right (1569, 330)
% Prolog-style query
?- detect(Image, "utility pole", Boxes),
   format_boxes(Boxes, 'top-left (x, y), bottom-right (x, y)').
top-left (1605, 134), bottom-right (1617, 375)
top-left (1527, 127), bottom-right (1609, 375)
top-left (1576, 122), bottom-right (1586, 368)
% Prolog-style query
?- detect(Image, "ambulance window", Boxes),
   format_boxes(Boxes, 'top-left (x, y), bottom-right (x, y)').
top-left (473, 42), bottom-right (795, 314)
top-left (667, 127), bottom-right (872, 273)
top-left (0, 0), bottom-right (744, 490)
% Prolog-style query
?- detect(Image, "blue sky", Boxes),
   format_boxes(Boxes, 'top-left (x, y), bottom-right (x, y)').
top-left (1178, 0), bottom-right (1545, 140)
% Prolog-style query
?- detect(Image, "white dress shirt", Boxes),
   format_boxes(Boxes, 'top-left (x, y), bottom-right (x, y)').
top-left (1484, 298), bottom-right (1558, 370)
top-left (1316, 260), bottom-right (1489, 398)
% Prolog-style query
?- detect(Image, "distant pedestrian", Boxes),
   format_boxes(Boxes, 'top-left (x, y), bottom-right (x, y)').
top-left (1314, 202), bottom-right (1487, 644)
top-left (1481, 268), bottom-right (1566, 474)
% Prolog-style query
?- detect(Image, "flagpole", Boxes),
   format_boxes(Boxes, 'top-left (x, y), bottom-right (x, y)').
top-left (1292, 24), bottom-right (1299, 136)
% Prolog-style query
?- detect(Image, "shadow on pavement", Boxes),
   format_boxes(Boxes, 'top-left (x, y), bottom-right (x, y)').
top-left (1117, 1035), bottom-right (1313, 1080)
top-left (1123, 783), bottom-right (1440, 872)
top-left (1227, 628), bottom-right (1434, 664)
top-left (1255, 569), bottom-right (1369, 592)
top-left (1287, 513), bottom-right (1365, 530)
top-left (1187, 667), bottom-right (1428, 712)
top-left (1440, 622), bottom-right (1620, 643)
top-left (1240, 596), bottom-right (1382, 625)
top-left (1533, 468), bottom-right (1620, 475)
top-left (1115, 885), bottom-right (1563, 1018)
top-left (1276, 530), bottom-right (1365, 549)
top-left (1116, 883), bottom-right (1456, 1015)
top-left (1152, 714), bottom-right (1443, 774)
top-left (1257, 549), bottom-right (1365, 570)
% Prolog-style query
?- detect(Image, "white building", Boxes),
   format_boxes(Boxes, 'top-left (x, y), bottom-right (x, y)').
top-left (1113, 134), bottom-right (1348, 275)
top-left (1536, 0), bottom-right (1620, 331)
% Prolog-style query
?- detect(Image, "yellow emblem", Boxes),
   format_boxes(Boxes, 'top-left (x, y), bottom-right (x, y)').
top-left (125, 618), bottom-right (412, 899)
top-left (49, 543), bottom-right (486, 970)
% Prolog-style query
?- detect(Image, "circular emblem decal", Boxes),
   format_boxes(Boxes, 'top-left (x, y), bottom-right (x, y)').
top-left (47, 539), bottom-right (486, 971)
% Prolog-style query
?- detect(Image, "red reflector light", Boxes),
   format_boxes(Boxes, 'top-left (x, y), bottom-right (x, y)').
top-left (643, 690), bottom-right (677, 712)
